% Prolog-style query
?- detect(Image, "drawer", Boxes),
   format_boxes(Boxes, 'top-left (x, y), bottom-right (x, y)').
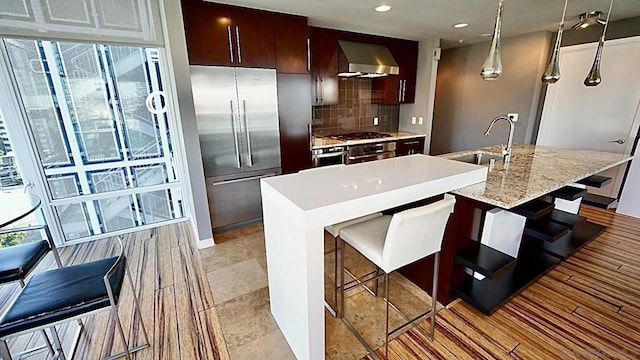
top-left (396, 137), bottom-right (425, 156)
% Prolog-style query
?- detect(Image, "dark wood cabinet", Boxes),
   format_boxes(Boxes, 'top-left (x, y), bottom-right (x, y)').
top-left (277, 74), bottom-right (313, 173)
top-left (396, 137), bottom-right (425, 156)
top-left (181, 1), bottom-right (276, 68)
top-left (231, 7), bottom-right (276, 68)
top-left (373, 40), bottom-right (419, 104)
top-left (181, 1), bottom-right (234, 66)
top-left (274, 14), bottom-right (310, 74)
top-left (308, 26), bottom-right (418, 106)
top-left (309, 27), bottom-right (339, 106)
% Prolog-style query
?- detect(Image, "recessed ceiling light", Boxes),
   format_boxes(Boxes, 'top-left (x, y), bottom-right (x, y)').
top-left (374, 5), bottom-right (392, 12)
top-left (453, 23), bottom-right (469, 28)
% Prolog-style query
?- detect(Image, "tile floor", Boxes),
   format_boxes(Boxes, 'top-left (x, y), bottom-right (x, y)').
top-left (200, 223), bottom-right (439, 359)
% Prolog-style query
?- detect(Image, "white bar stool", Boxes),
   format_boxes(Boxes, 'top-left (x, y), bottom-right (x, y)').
top-left (324, 212), bottom-right (382, 316)
top-left (298, 165), bottom-right (383, 317)
top-left (339, 196), bottom-right (456, 359)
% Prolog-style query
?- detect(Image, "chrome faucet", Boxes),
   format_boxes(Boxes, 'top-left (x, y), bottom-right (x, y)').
top-left (484, 115), bottom-right (516, 163)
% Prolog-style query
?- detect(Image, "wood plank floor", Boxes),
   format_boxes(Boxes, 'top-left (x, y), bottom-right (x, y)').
top-left (0, 221), bottom-right (230, 360)
top-left (362, 205), bottom-right (640, 359)
top-left (3, 206), bottom-right (639, 359)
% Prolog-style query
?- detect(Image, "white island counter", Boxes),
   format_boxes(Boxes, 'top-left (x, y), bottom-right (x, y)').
top-left (260, 155), bottom-right (487, 359)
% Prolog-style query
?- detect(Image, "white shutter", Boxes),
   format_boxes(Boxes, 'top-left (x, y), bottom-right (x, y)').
top-left (0, 0), bottom-right (163, 47)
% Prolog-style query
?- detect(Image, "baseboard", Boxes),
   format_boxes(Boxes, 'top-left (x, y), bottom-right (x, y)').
top-left (197, 237), bottom-right (215, 249)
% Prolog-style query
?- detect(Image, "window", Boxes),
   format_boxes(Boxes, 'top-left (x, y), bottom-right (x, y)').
top-left (3, 38), bottom-right (183, 241)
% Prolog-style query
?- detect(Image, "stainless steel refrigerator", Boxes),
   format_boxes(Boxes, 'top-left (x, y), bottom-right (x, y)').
top-left (190, 66), bottom-right (281, 230)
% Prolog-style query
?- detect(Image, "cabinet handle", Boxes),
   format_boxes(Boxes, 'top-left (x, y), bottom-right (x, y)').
top-left (314, 77), bottom-right (319, 102)
top-left (227, 25), bottom-right (234, 63)
top-left (235, 26), bottom-right (242, 63)
top-left (398, 79), bottom-right (402, 102)
top-left (403, 140), bottom-right (420, 145)
top-left (403, 80), bottom-right (407, 101)
top-left (320, 76), bottom-right (324, 102)
top-left (306, 38), bottom-right (311, 72)
top-left (308, 123), bottom-right (313, 151)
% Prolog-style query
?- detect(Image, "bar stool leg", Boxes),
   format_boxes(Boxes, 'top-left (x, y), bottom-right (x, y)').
top-left (334, 236), bottom-right (339, 316)
top-left (384, 272), bottom-right (390, 360)
top-left (340, 238), bottom-right (346, 319)
top-left (373, 267), bottom-right (380, 296)
top-left (430, 252), bottom-right (440, 340)
top-left (111, 305), bottom-right (132, 360)
top-left (0, 340), bottom-right (13, 360)
top-left (49, 326), bottom-right (67, 360)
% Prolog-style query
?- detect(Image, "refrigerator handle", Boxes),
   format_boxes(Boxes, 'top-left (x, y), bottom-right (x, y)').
top-left (227, 25), bottom-right (234, 63)
top-left (242, 100), bottom-right (253, 167)
top-left (230, 100), bottom-right (241, 168)
top-left (308, 123), bottom-right (313, 152)
top-left (235, 26), bottom-right (242, 64)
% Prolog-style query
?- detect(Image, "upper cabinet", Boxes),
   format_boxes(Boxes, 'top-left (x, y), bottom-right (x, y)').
top-left (372, 40), bottom-right (419, 104)
top-left (309, 27), bottom-right (339, 106)
top-left (274, 14), bottom-right (310, 74)
top-left (181, 1), bottom-right (276, 68)
top-left (308, 26), bottom-right (419, 106)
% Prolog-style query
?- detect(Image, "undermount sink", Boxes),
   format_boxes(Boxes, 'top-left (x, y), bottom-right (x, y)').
top-left (449, 152), bottom-right (504, 165)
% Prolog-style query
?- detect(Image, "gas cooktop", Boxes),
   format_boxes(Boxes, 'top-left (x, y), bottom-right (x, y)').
top-left (328, 132), bottom-right (392, 141)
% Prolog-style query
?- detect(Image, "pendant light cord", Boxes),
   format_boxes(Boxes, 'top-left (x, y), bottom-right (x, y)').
top-left (560, 0), bottom-right (568, 26)
top-left (601, 0), bottom-right (614, 40)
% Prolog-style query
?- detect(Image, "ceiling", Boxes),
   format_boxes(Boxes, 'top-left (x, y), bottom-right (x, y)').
top-left (207, 0), bottom-right (640, 47)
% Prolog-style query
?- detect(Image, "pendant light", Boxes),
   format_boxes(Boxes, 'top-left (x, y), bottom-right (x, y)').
top-left (584, 0), bottom-right (614, 87)
top-left (480, 0), bottom-right (504, 80)
top-left (541, 0), bottom-right (569, 84)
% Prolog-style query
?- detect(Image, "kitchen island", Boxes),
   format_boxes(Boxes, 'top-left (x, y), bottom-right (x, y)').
top-left (442, 144), bottom-right (632, 208)
top-left (399, 144), bottom-right (633, 315)
top-left (260, 155), bottom-right (487, 360)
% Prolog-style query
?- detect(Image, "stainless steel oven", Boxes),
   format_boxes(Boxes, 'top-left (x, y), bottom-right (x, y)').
top-left (346, 141), bottom-right (396, 164)
top-left (312, 146), bottom-right (346, 167)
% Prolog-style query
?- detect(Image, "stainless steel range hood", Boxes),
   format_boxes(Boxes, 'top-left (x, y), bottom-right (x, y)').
top-left (338, 40), bottom-right (399, 78)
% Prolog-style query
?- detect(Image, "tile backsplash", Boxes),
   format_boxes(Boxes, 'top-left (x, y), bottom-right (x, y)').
top-left (312, 78), bottom-right (399, 134)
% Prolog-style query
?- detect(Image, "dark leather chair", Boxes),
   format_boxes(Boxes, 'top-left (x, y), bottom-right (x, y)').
top-left (0, 224), bottom-right (63, 357)
top-left (0, 236), bottom-right (149, 360)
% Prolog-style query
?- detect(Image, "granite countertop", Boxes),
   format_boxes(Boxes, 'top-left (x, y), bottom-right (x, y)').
top-left (440, 144), bottom-right (633, 209)
top-left (312, 131), bottom-right (425, 149)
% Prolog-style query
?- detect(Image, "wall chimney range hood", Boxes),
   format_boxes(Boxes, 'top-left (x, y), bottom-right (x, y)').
top-left (338, 40), bottom-right (399, 78)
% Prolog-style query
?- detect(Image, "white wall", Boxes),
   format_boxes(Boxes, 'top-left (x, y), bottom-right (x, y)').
top-left (617, 139), bottom-right (640, 218)
top-left (399, 37), bottom-right (440, 154)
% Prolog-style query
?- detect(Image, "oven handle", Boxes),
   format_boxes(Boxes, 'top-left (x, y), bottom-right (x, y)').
top-left (348, 151), bottom-right (395, 161)
top-left (314, 152), bottom-right (345, 159)
top-left (350, 148), bottom-right (390, 155)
